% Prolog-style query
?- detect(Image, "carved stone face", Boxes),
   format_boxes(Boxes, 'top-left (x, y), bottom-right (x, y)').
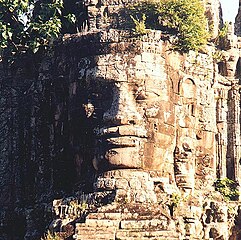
top-left (78, 41), bottom-right (175, 172)
top-left (173, 78), bottom-right (197, 190)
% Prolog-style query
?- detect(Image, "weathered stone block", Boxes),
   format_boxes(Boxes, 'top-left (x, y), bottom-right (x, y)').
top-left (86, 218), bottom-right (120, 227)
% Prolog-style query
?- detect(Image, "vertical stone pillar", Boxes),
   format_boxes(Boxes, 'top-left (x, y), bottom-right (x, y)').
top-left (174, 78), bottom-right (197, 193)
top-left (227, 83), bottom-right (241, 183)
top-left (84, 0), bottom-right (99, 30)
top-left (235, 0), bottom-right (241, 36)
top-left (204, 0), bottom-right (221, 39)
top-left (216, 88), bottom-right (228, 179)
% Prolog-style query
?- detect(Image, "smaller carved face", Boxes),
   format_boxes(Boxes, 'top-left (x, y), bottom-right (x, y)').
top-left (174, 143), bottom-right (195, 190)
top-left (173, 79), bottom-right (197, 190)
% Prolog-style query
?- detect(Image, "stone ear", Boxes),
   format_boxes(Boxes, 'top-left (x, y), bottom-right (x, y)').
top-left (174, 147), bottom-right (180, 154)
top-left (182, 143), bottom-right (191, 152)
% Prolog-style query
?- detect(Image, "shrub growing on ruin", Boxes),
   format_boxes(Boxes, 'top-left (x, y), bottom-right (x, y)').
top-left (130, 14), bottom-right (148, 36)
top-left (214, 178), bottom-right (239, 201)
top-left (41, 230), bottom-right (62, 240)
top-left (41, 225), bottom-right (74, 240)
top-left (129, 0), bottom-right (209, 52)
top-left (215, 22), bottom-right (230, 50)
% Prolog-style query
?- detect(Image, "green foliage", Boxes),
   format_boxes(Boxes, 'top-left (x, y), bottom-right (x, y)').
top-left (130, 14), bottom-right (148, 36)
top-left (218, 22), bottom-right (229, 39)
top-left (41, 230), bottom-right (62, 240)
top-left (214, 178), bottom-right (239, 201)
top-left (170, 193), bottom-right (181, 207)
top-left (128, 0), bottom-right (160, 29)
top-left (212, 50), bottom-right (224, 63)
top-left (129, 0), bottom-right (209, 52)
top-left (215, 21), bottom-right (229, 49)
top-left (0, 0), bottom-right (79, 60)
top-left (69, 200), bottom-right (88, 212)
top-left (228, 205), bottom-right (236, 216)
top-left (0, 0), bottom-right (62, 55)
top-left (165, 192), bottom-right (184, 217)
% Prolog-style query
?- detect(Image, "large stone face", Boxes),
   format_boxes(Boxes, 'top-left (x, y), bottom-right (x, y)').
top-left (76, 32), bottom-right (175, 172)
top-left (49, 28), bottom-right (240, 240)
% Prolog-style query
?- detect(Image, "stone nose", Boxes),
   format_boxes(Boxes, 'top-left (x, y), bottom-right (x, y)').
top-left (103, 82), bottom-right (142, 125)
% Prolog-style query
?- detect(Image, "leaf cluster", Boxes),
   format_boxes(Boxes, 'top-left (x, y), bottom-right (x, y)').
top-left (215, 21), bottom-right (230, 50)
top-left (130, 14), bottom-right (148, 36)
top-left (41, 230), bottom-right (62, 240)
top-left (218, 22), bottom-right (229, 39)
top-left (41, 224), bottom-right (74, 240)
top-left (128, 0), bottom-right (209, 52)
top-left (214, 178), bottom-right (239, 201)
top-left (69, 200), bottom-right (88, 211)
top-left (170, 192), bottom-right (181, 207)
top-left (0, 0), bottom-right (78, 60)
top-left (212, 50), bottom-right (224, 63)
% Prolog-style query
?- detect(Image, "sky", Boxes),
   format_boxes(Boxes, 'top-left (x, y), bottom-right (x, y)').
top-left (219, 0), bottom-right (239, 22)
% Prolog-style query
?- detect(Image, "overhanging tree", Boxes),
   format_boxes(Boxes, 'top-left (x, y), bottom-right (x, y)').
top-left (0, 0), bottom-right (82, 62)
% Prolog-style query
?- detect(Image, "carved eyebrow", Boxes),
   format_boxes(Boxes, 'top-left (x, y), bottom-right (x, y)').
top-left (134, 89), bottom-right (160, 99)
top-left (145, 90), bottom-right (160, 97)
